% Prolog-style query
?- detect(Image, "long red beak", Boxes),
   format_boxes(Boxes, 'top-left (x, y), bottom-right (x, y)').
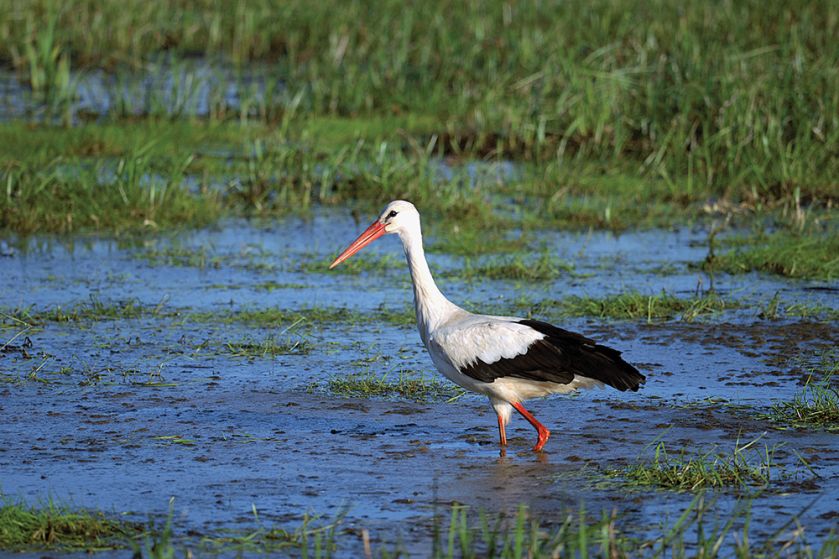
top-left (329, 220), bottom-right (387, 269)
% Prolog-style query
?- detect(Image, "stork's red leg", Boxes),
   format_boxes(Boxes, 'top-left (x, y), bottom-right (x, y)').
top-left (497, 414), bottom-right (507, 446)
top-left (511, 402), bottom-right (551, 451)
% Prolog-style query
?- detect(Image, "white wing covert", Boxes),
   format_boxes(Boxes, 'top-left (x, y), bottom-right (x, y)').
top-left (431, 317), bottom-right (545, 371)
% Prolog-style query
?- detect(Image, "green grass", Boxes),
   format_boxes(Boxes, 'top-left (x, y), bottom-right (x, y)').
top-left (300, 114), bottom-right (443, 150)
top-left (0, 122), bottom-right (503, 233)
top-left (136, 242), bottom-right (285, 273)
top-left (190, 307), bottom-right (358, 327)
top-left (0, 120), bottom-right (269, 162)
top-left (702, 232), bottom-right (839, 281)
top-left (486, 291), bottom-right (737, 323)
top-left (765, 353), bottom-right (839, 432)
top-left (2, 297), bottom-right (163, 325)
top-left (1, 0), bottom-right (837, 210)
top-left (0, 497), bottom-right (342, 556)
top-left (454, 251), bottom-right (574, 281)
top-left (0, 498), bottom-right (142, 552)
top-left (320, 370), bottom-right (464, 403)
top-left (0, 0), bottom-right (836, 237)
top-left (1, 138), bottom-right (223, 234)
top-left (20, 3), bottom-right (73, 115)
top-left (374, 305), bottom-right (417, 328)
top-left (152, 435), bottom-right (196, 447)
top-left (143, 497), bottom-right (835, 558)
top-left (191, 305), bottom-right (415, 329)
top-left (304, 252), bottom-right (402, 275)
top-left (518, 166), bottom-right (707, 230)
top-left (758, 293), bottom-right (839, 321)
top-left (546, 291), bottom-right (735, 322)
top-left (251, 281), bottom-right (307, 291)
top-left (193, 512), bottom-right (343, 557)
top-left (138, 245), bottom-right (223, 269)
top-left (610, 438), bottom-right (784, 491)
top-left (767, 377), bottom-right (839, 432)
top-left (225, 336), bottom-right (311, 357)
top-left (417, 499), bottom-right (837, 559)
top-left (3, 495), bottom-right (836, 557)
top-left (8, 289), bottom-right (821, 340)
top-left (3, 301), bottom-right (414, 331)
top-left (427, 228), bottom-right (530, 256)
top-left (0, 121), bottom-right (268, 235)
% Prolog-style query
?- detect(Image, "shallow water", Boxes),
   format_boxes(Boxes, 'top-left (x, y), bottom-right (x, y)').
top-left (1, 210), bottom-right (837, 554)
top-left (0, 59), bottom-right (278, 122)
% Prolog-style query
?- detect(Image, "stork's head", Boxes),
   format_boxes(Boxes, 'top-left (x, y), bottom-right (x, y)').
top-left (329, 200), bottom-right (419, 269)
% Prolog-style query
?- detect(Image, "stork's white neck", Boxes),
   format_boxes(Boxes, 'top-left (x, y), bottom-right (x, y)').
top-left (398, 226), bottom-right (457, 344)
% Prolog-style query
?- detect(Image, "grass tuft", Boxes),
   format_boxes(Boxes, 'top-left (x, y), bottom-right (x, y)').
top-left (304, 252), bottom-right (401, 275)
top-left (0, 498), bottom-right (142, 552)
top-left (550, 291), bottom-right (734, 322)
top-left (758, 292), bottom-right (839, 321)
top-left (611, 438), bottom-right (784, 491)
top-left (765, 353), bottom-right (839, 432)
top-left (190, 305), bottom-right (415, 329)
top-left (703, 232), bottom-right (839, 281)
top-left (1, 145), bottom-right (223, 234)
top-left (191, 307), bottom-right (355, 327)
top-left (225, 336), bottom-right (311, 357)
top-left (320, 370), bottom-right (464, 403)
top-left (428, 228), bottom-right (530, 256)
top-left (3, 495), bottom-right (836, 557)
top-left (3, 297), bottom-right (169, 325)
top-left (417, 497), bottom-right (836, 559)
top-left (767, 377), bottom-right (839, 432)
top-left (138, 246), bottom-right (223, 269)
top-left (456, 251), bottom-right (573, 281)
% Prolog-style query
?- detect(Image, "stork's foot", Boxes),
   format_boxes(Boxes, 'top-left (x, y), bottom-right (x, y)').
top-left (511, 401), bottom-right (551, 452)
top-left (532, 425), bottom-right (551, 452)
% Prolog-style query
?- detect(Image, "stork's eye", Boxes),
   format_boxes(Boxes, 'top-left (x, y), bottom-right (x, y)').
top-left (387, 210), bottom-right (398, 219)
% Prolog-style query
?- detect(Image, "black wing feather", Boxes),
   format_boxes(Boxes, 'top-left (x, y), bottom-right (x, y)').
top-left (459, 319), bottom-right (645, 392)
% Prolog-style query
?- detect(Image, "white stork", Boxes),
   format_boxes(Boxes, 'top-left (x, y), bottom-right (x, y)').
top-left (330, 200), bottom-right (645, 452)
